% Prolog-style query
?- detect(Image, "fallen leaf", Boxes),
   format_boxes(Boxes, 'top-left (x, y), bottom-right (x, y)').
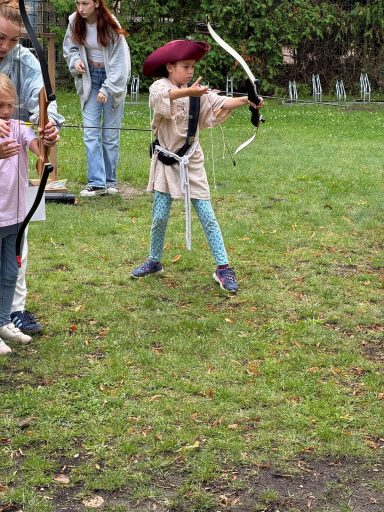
top-left (246, 361), bottom-right (260, 377)
top-left (149, 394), bottom-right (163, 401)
top-left (172, 254), bottom-right (181, 263)
top-left (202, 388), bottom-right (215, 398)
top-left (54, 474), bottom-right (70, 484)
top-left (18, 417), bottom-right (35, 429)
top-left (184, 440), bottom-right (200, 450)
top-left (82, 496), bottom-right (105, 508)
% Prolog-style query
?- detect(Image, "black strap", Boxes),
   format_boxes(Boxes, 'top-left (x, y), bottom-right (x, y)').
top-left (150, 95), bottom-right (201, 165)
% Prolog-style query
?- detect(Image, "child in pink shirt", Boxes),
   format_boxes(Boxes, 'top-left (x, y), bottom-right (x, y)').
top-left (0, 74), bottom-right (41, 354)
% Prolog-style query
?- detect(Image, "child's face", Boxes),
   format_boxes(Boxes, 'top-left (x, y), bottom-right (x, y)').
top-left (0, 92), bottom-right (16, 120)
top-left (166, 60), bottom-right (196, 87)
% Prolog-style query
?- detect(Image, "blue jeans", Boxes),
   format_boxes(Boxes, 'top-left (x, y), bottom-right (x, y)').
top-left (0, 224), bottom-right (20, 326)
top-left (82, 65), bottom-right (125, 188)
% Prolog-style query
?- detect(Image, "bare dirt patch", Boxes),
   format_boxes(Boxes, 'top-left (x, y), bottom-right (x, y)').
top-left (118, 182), bottom-right (146, 200)
top-left (44, 457), bottom-right (384, 511)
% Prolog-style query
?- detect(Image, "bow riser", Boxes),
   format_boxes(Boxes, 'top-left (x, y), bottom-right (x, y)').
top-left (37, 87), bottom-right (51, 176)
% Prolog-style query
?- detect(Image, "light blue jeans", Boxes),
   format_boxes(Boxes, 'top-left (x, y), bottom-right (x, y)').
top-left (0, 224), bottom-right (20, 326)
top-left (82, 65), bottom-right (125, 188)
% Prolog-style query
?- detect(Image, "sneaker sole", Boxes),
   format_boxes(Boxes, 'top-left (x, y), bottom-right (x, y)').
top-left (19, 327), bottom-right (42, 335)
top-left (130, 268), bottom-right (164, 279)
top-left (212, 272), bottom-right (238, 293)
top-left (80, 192), bottom-right (107, 197)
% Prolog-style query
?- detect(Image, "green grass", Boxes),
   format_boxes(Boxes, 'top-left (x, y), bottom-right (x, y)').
top-left (0, 92), bottom-right (383, 511)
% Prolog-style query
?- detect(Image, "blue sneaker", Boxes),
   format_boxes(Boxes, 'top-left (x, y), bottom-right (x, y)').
top-left (213, 267), bottom-right (238, 293)
top-left (10, 310), bottom-right (42, 335)
top-left (130, 259), bottom-right (164, 278)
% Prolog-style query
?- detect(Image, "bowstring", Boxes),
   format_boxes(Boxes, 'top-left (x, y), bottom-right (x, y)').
top-left (200, 51), bottom-right (236, 193)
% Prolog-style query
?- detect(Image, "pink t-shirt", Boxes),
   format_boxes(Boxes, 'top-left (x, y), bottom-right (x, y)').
top-left (0, 120), bottom-right (37, 227)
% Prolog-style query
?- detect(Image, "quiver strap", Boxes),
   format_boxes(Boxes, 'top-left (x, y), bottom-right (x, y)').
top-left (150, 95), bottom-right (201, 165)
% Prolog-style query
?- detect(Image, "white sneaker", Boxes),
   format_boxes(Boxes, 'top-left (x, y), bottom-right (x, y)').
top-left (79, 186), bottom-right (107, 197)
top-left (106, 186), bottom-right (118, 195)
top-left (0, 339), bottom-right (12, 355)
top-left (0, 323), bottom-right (32, 344)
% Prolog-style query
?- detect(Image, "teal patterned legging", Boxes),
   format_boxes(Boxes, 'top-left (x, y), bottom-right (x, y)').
top-left (149, 191), bottom-right (229, 265)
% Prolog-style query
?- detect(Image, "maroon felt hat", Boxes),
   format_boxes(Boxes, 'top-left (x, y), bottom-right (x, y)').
top-left (143, 39), bottom-right (211, 77)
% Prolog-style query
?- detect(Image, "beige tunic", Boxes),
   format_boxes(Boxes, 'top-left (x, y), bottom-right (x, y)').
top-left (147, 78), bottom-right (231, 199)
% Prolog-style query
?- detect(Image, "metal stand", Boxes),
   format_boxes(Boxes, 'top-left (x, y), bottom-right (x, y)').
top-left (130, 75), bottom-right (140, 103)
top-left (336, 79), bottom-right (346, 102)
top-left (312, 74), bottom-right (322, 102)
top-left (288, 80), bottom-right (298, 103)
top-left (226, 76), bottom-right (234, 97)
top-left (360, 73), bottom-right (371, 102)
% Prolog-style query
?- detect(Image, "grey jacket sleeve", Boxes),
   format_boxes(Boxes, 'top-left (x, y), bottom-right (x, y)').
top-left (62, 16), bottom-right (82, 76)
top-left (99, 35), bottom-right (131, 105)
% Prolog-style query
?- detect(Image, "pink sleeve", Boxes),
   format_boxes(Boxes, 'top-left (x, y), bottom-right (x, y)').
top-left (21, 124), bottom-right (38, 148)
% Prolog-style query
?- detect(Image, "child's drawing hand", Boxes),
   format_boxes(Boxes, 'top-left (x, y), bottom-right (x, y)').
top-left (189, 77), bottom-right (209, 97)
top-left (0, 119), bottom-right (11, 138)
top-left (0, 139), bottom-right (20, 159)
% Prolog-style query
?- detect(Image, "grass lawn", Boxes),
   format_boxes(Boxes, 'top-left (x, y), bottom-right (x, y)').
top-left (0, 92), bottom-right (383, 512)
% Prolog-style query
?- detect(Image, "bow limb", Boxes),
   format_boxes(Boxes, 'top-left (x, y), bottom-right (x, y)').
top-left (207, 22), bottom-right (263, 132)
top-left (16, 0), bottom-right (55, 267)
top-left (207, 22), bottom-right (257, 84)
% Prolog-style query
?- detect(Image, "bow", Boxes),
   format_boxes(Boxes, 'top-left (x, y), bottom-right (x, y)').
top-left (207, 22), bottom-right (264, 154)
top-left (15, 0), bottom-right (56, 267)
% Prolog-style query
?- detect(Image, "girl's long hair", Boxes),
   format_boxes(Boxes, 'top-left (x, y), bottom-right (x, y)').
top-left (0, 0), bottom-right (22, 26)
top-left (71, 0), bottom-right (128, 47)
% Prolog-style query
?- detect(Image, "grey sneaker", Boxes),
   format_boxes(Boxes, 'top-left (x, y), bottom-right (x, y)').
top-left (131, 259), bottom-right (164, 278)
top-left (80, 186), bottom-right (107, 197)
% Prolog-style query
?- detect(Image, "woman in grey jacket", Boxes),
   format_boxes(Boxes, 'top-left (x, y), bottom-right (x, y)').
top-left (63, 0), bottom-right (130, 197)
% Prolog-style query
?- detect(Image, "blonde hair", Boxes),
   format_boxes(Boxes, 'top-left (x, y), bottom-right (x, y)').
top-left (0, 73), bottom-right (17, 100)
top-left (0, 0), bottom-right (21, 26)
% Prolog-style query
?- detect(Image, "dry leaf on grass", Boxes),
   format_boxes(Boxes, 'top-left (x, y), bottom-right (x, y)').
top-left (82, 496), bottom-right (104, 508)
top-left (54, 474), bottom-right (70, 484)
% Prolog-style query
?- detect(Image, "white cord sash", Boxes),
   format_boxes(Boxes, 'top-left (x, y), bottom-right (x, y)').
top-left (153, 142), bottom-right (198, 250)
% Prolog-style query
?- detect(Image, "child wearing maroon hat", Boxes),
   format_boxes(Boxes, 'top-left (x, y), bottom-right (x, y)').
top-left (130, 39), bottom-right (263, 292)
